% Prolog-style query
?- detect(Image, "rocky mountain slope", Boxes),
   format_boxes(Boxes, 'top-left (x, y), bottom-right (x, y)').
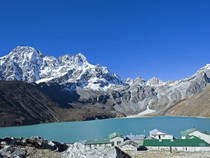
top-left (162, 84), bottom-right (210, 117)
top-left (0, 46), bottom-right (210, 126)
top-left (111, 66), bottom-right (210, 116)
top-left (0, 80), bottom-right (60, 126)
top-left (0, 81), bottom-right (116, 127)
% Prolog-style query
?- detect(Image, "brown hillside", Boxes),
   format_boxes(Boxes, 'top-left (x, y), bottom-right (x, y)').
top-left (163, 85), bottom-right (210, 117)
top-left (0, 81), bottom-right (116, 127)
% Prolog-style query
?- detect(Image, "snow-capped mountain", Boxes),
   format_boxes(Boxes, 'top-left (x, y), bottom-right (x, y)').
top-left (0, 46), bottom-right (43, 82)
top-left (1, 46), bottom-right (210, 118)
top-left (113, 65), bottom-right (210, 115)
top-left (146, 77), bottom-right (165, 87)
top-left (0, 46), bottom-right (123, 90)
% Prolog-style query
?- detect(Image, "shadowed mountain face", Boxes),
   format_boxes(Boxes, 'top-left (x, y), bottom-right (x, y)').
top-left (0, 81), bottom-right (60, 126)
top-left (0, 81), bottom-right (116, 127)
top-left (1, 46), bottom-right (210, 127)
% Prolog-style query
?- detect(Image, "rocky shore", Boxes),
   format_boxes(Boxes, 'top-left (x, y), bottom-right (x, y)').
top-left (0, 136), bottom-right (131, 158)
top-left (1, 136), bottom-right (210, 158)
top-left (0, 136), bottom-right (68, 158)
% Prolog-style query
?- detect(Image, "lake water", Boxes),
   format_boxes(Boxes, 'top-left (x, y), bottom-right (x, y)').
top-left (0, 116), bottom-right (210, 143)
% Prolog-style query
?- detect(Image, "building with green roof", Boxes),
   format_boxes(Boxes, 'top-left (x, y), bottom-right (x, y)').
top-left (84, 132), bottom-right (124, 147)
top-left (143, 138), bottom-right (210, 147)
top-left (180, 128), bottom-right (196, 139)
top-left (109, 132), bottom-right (124, 146)
top-left (108, 132), bottom-right (123, 139)
top-left (85, 139), bottom-right (113, 147)
top-left (142, 137), bottom-right (210, 152)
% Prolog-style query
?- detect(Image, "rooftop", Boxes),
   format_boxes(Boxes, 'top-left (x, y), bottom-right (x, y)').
top-left (125, 134), bottom-right (145, 140)
top-left (180, 128), bottom-right (196, 137)
top-left (143, 137), bottom-right (210, 147)
top-left (109, 132), bottom-right (123, 139)
top-left (150, 129), bottom-right (167, 135)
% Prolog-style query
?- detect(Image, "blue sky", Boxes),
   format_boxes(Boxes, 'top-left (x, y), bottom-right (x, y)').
top-left (0, 0), bottom-right (210, 81)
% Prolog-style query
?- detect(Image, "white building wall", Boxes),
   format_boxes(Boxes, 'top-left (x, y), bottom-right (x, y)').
top-left (110, 137), bottom-right (124, 146)
top-left (189, 131), bottom-right (210, 144)
top-left (161, 134), bottom-right (173, 139)
top-left (152, 134), bottom-right (173, 140)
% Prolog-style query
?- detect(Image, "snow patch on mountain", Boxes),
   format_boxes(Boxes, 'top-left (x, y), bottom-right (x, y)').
top-left (126, 77), bottom-right (146, 86)
top-left (1, 46), bottom-right (210, 117)
top-left (0, 46), bottom-right (123, 90)
top-left (126, 105), bottom-right (156, 118)
top-left (146, 77), bottom-right (165, 87)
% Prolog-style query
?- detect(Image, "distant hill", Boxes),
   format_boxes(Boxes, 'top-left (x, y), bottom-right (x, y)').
top-left (162, 85), bottom-right (210, 117)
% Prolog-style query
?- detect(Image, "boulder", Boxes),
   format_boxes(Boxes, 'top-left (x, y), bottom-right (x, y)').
top-left (0, 145), bottom-right (27, 158)
top-left (0, 137), bottom-right (15, 145)
top-left (115, 147), bottom-right (131, 158)
top-left (51, 141), bottom-right (68, 152)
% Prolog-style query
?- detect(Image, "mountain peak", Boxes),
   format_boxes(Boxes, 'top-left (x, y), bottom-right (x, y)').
top-left (10, 46), bottom-right (42, 55)
top-left (193, 64), bottom-right (210, 78)
top-left (73, 53), bottom-right (88, 66)
top-left (126, 77), bottom-right (146, 86)
top-left (0, 46), bottom-right (123, 89)
top-left (147, 77), bottom-right (163, 86)
top-left (76, 52), bottom-right (86, 59)
top-left (8, 46), bottom-right (43, 62)
top-left (201, 64), bottom-right (210, 72)
top-left (0, 46), bottom-right (44, 82)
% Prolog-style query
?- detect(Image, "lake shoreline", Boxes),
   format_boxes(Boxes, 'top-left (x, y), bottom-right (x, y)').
top-left (0, 115), bottom-right (210, 129)
top-left (1, 136), bottom-right (210, 158)
top-left (1, 116), bottom-right (210, 143)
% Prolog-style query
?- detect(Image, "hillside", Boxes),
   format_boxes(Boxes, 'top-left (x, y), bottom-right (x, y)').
top-left (163, 85), bottom-right (210, 117)
top-left (0, 81), bottom-right (116, 127)
top-left (0, 80), bottom-right (60, 126)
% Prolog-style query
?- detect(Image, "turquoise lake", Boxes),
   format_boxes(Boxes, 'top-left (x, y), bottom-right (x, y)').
top-left (0, 117), bottom-right (210, 143)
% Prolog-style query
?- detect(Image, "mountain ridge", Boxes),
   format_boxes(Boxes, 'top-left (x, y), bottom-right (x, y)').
top-left (0, 46), bottom-right (123, 90)
top-left (1, 46), bottom-right (210, 126)
top-left (2, 46), bottom-right (210, 89)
